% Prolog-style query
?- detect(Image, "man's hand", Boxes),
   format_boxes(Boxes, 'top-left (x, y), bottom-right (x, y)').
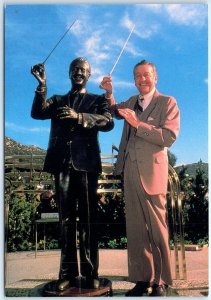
top-left (118, 108), bottom-right (140, 128)
top-left (99, 75), bottom-right (112, 94)
top-left (100, 75), bottom-right (116, 106)
top-left (31, 63), bottom-right (46, 86)
top-left (57, 106), bottom-right (78, 120)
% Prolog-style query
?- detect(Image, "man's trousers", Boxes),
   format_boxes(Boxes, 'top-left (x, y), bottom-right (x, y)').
top-left (124, 156), bottom-right (172, 286)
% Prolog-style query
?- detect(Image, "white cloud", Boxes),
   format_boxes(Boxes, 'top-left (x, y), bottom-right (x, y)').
top-left (134, 3), bottom-right (207, 28)
top-left (137, 4), bottom-right (162, 13)
top-left (134, 24), bottom-right (159, 39)
top-left (114, 37), bottom-right (145, 58)
top-left (165, 4), bottom-right (207, 27)
top-left (5, 122), bottom-right (50, 134)
top-left (89, 75), bottom-right (134, 91)
top-left (114, 79), bottom-right (134, 89)
top-left (125, 43), bottom-right (146, 57)
top-left (122, 8), bottom-right (160, 40)
top-left (69, 19), bottom-right (84, 36)
top-left (121, 13), bottom-right (135, 31)
top-left (84, 33), bottom-right (109, 61)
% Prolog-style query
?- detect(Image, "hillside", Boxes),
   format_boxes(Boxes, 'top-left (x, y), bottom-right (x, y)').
top-left (5, 137), bottom-right (46, 156)
top-left (4, 136), bottom-right (208, 176)
top-left (175, 162), bottom-right (208, 177)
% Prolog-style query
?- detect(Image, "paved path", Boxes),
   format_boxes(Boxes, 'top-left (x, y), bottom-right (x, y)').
top-left (4, 247), bottom-right (209, 297)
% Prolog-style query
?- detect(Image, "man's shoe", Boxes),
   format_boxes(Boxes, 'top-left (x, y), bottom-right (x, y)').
top-left (85, 277), bottom-right (100, 289)
top-left (56, 279), bottom-right (74, 292)
top-left (125, 281), bottom-right (151, 296)
top-left (150, 284), bottom-right (168, 296)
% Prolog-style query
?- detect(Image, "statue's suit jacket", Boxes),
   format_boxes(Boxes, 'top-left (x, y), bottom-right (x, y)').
top-left (31, 91), bottom-right (114, 174)
top-left (114, 89), bottom-right (180, 195)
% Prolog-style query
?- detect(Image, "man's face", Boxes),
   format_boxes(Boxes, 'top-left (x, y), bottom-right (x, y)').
top-left (134, 64), bottom-right (157, 95)
top-left (69, 61), bottom-right (90, 88)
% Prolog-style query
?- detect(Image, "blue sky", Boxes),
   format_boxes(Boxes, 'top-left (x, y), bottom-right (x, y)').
top-left (4, 3), bottom-right (208, 165)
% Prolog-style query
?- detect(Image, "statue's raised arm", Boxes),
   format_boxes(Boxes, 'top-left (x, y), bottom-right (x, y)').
top-left (31, 63), bottom-right (46, 89)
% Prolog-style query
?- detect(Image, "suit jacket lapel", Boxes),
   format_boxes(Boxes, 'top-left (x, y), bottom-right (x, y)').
top-left (140, 89), bottom-right (160, 122)
top-left (125, 96), bottom-right (139, 139)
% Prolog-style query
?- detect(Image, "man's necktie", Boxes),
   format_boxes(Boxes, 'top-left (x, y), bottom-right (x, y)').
top-left (138, 95), bottom-right (144, 112)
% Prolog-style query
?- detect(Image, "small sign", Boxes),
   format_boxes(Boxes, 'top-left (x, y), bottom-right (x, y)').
top-left (41, 213), bottom-right (59, 219)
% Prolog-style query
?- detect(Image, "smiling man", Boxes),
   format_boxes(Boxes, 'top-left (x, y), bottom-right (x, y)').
top-left (31, 57), bottom-right (114, 292)
top-left (101, 60), bottom-right (180, 296)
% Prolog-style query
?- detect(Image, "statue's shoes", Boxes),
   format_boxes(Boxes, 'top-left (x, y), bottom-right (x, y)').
top-left (85, 277), bottom-right (100, 289)
top-left (56, 279), bottom-right (74, 291)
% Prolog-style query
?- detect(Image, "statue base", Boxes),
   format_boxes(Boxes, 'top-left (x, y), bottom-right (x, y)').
top-left (42, 277), bottom-right (112, 297)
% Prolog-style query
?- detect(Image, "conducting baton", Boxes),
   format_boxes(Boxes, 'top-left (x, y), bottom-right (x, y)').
top-left (109, 24), bottom-right (135, 75)
top-left (42, 19), bottom-right (78, 64)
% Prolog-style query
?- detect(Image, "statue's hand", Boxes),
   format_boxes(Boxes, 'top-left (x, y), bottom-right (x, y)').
top-left (31, 63), bottom-right (46, 86)
top-left (57, 106), bottom-right (78, 120)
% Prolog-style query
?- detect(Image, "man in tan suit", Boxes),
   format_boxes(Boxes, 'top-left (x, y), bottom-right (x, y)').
top-left (101, 60), bottom-right (180, 296)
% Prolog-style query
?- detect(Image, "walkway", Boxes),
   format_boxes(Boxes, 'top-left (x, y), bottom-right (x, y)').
top-left (4, 247), bottom-right (209, 297)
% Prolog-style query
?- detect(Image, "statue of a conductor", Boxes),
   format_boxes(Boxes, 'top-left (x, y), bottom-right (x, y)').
top-left (31, 58), bottom-right (114, 292)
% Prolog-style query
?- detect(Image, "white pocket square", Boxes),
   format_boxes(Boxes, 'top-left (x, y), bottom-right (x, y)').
top-left (147, 116), bottom-right (155, 121)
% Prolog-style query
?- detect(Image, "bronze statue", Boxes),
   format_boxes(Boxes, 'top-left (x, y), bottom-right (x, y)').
top-left (31, 58), bottom-right (114, 293)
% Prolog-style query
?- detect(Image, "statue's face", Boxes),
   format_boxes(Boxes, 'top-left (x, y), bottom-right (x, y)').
top-left (69, 61), bottom-right (90, 88)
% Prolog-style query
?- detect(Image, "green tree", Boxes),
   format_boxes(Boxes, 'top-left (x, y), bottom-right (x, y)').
top-left (178, 161), bottom-right (208, 244)
top-left (168, 150), bottom-right (177, 167)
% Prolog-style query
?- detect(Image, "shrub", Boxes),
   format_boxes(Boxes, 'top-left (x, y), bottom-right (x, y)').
top-left (7, 192), bottom-right (39, 251)
top-left (6, 160), bottom-right (208, 251)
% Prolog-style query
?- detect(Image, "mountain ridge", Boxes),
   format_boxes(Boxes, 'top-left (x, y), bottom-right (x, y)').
top-left (4, 136), bottom-right (208, 176)
top-left (5, 136), bottom-right (46, 155)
